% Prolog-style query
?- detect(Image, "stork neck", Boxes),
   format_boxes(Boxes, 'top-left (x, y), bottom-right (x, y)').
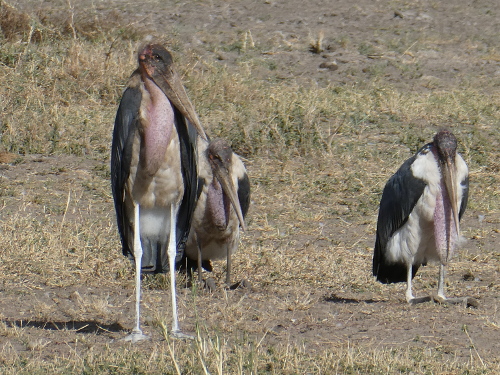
top-left (207, 179), bottom-right (231, 230)
top-left (140, 77), bottom-right (175, 176)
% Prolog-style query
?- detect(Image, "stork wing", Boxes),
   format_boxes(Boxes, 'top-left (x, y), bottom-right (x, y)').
top-left (373, 147), bottom-right (427, 282)
top-left (173, 114), bottom-right (199, 259)
top-left (237, 172), bottom-right (251, 220)
top-left (459, 175), bottom-right (469, 221)
top-left (111, 76), bottom-right (142, 257)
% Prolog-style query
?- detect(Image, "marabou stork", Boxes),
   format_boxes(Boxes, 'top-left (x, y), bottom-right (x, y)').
top-left (184, 138), bottom-right (250, 288)
top-left (373, 130), bottom-right (470, 305)
top-left (111, 43), bottom-right (207, 341)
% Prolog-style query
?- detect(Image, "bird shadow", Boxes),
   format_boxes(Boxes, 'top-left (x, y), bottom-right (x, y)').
top-left (323, 294), bottom-right (383, 304)
top-left (2, 319), bottom-right (125, 334)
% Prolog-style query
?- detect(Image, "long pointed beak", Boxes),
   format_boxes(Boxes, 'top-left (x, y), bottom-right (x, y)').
top-left (443, 158), bottom-right (460, 236)
top-left (214, 165), bottom-right (246, 231)
top-left (154, 68), bottom-right (208, 141)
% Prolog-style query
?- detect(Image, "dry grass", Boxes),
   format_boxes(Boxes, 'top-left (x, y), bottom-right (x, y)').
top-left (0, 1), bottom-right (499, 374)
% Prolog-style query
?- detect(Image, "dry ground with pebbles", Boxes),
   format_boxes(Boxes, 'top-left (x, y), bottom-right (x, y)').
top-left (0, 0), bottom-right (499, 373)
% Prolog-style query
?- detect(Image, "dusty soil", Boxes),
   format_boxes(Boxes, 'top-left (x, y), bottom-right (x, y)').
top-left (0, 153), bottom-right (498, 368)
top-left (119, 0), bottom-right (500, 91)
top-left (1, 0), bottom-right (499, 371)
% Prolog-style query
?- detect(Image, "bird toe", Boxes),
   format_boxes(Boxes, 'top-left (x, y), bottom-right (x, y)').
top-left (204, 278), bottom-right (217, 291)
top-left (123, 331), bottom-right (150, 343)
top-left (229, 279), bottom-right (251, 290)
top-left (408, 295), bottom-right (432, 305)
top-left (433, 296), bottom-right (479, 308)
top-left (171, 330), bottom-right (195, 340)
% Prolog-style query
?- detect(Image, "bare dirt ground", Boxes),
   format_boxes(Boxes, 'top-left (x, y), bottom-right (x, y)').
top-left (1, 0), bottom-right (499, 372)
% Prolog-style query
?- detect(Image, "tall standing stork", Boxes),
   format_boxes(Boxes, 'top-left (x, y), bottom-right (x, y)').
top-left (373, 130), bottom-right (470, 304)
top-left (184, 138), bottom-right (250, 287)
top-left (111, 43), bottom-right (207, 341)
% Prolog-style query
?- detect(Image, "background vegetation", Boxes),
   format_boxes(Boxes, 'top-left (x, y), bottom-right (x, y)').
top-left (0, 0), bottom-right (498, 373)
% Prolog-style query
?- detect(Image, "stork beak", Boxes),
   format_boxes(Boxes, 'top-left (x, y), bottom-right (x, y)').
top-left (213, 165), bottom-right (246, 231)
top-left (442, 157), bottom-right (460, 236)
top-left (153, 68), bottom-right (208, 141)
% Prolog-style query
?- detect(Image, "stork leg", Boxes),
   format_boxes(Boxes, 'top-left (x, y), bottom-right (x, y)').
top-left (168, 203), bottom-right (193, 339)
top-left (405, 263), bottom-right (414, 303)
top-left (196, 235), bottom-right (217, 291)
top-left (435, 264), bottom-right (464, 304)
top-left (124, 202), bottom-right (149, 342)
top-left (227, 247), bottom-right (250, 290)
top-left (168, 203), bottom-right (179, 333)
top-left (226, 245), bottom-right (232, 286)
top-left (437, 263), bottom-right (447, 300)
top-left (195, 233), bottom-right (203, 284)
top-left (433, 264), bottom-right (477, 306)
top-left (407, 262), bottom-right (432, 305)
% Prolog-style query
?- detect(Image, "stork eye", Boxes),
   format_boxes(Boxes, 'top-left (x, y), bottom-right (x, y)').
top-left (153, 54), bottom-right (161, 60)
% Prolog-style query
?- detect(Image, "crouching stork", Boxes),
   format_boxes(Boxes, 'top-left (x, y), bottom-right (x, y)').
top-left (184, 138), bottom-right (250, 288)
top-left (111, 43), bottom-right (207, 341)
top-left (373, 130), bottom-right (472, 305)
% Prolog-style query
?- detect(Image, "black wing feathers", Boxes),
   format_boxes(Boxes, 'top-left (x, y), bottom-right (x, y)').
top-left (173, 114), bottom-right (198, 260)
top-left (238, 173), bottom-right (251, 219)
top-left (111, 81), bottom-right (142, 257)
top-left (459, 175), bottom-right (469, 221)
top-left (373, 147), bottom-right (428, 283)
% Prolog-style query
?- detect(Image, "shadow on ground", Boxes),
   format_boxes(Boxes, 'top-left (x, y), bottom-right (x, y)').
top-left (4, 319), bottom-right (125, 334)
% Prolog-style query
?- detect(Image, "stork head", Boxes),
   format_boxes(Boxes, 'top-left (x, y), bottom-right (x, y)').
top-left (137, 43), bottom-right (208, 140)
top-left (207, 139), bottom-right (247, 231)
top-left (433, 130), bottom-right (460, 235)
top-left (138, 43), bottom-right (174, 78)
top-left (434, 130), bottom-right (457, 164)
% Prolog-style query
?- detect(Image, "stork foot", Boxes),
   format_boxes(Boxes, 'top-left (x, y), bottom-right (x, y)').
top-left (171, 330), bottom-right (195, 340)
top-left (466, 297), bottom-right (480, 308)
top-left (433, 295), bottom-right (479, 308)
top-left (123, 330), bottom-right (149, 343)
top-left (408, 295), bottom-right (432, 305)
top-left (229, 279), bottom-right (250, 290)
top-left (204, 277), bottom-right (217, 292)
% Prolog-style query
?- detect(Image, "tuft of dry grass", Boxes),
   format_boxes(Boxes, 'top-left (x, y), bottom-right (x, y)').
top-left (0, 0), bottom-right (57, 43)
top-left (309, 30), bottom-right (324, 54)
